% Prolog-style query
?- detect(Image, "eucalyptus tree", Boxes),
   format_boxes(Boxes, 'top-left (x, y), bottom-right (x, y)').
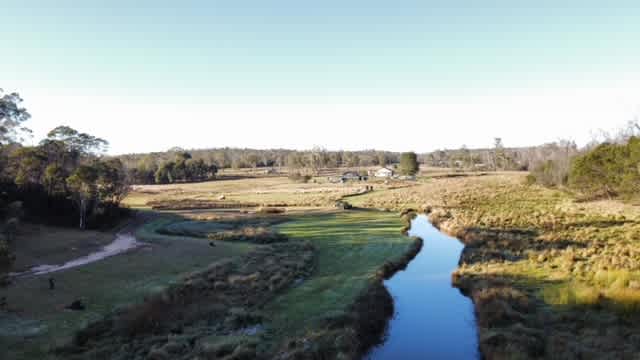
top-left (0, 89), bottom-right (31, 145)
top-left (66, 164), bottom-right (98, 229)
top-left (46, 125), bottom-right (108, 155)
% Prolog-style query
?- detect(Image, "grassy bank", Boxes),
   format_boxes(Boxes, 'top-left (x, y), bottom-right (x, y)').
top-left (136, 210), bottom-right (419, 359)
top-left (350, 173), bottom-right (640, 358)
top-left (262, 210), bottom-right (420, 358)
top-left (1, 204), bottom-right (418, 359)
top-left (0, 217), bottom-right (253, 359)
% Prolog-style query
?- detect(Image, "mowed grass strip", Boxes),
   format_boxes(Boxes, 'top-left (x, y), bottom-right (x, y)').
top-left (261, 210), bottom-right (413, 343)
top-left (0, 217), bottom-right (253, 359)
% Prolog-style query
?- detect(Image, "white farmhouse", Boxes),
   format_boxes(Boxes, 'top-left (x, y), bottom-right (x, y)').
top-left (374, 167), bottom-right (394, 178)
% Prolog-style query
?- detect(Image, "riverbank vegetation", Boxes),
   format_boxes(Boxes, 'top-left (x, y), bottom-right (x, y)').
top-left (350, 172), bottom-right (640, 358)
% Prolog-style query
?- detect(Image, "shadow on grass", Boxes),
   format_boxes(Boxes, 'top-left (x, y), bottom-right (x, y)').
top-left (560, 218), bottom-right (636, 229)
top-left (454, 226), bottom-right (589, 265)
top-left (454, 268), bottom-right (640, 359)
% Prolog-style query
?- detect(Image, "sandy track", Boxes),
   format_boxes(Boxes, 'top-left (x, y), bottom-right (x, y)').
top-left (9, 232), bottom-right (142, 277)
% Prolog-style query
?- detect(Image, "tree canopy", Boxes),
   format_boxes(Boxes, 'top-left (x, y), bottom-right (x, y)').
top-left (46, 125), bottom-right (109, 155)
top-left (399, 152), bottom-right (419, 176)
top-left (0, 89), bottom-right (31, 144)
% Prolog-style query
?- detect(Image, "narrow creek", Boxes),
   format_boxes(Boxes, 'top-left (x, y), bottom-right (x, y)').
top-left (367, 214), bottom-right (480, 359)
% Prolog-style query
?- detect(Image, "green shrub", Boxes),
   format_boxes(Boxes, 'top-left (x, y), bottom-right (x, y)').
top-left (569, 137), bottom-right (640, 199)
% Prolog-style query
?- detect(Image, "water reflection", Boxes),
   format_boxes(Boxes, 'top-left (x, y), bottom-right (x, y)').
top-left (367, 215), bottom-right (479, 360)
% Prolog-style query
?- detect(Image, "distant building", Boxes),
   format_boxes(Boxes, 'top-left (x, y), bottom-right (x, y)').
top-left (374, 167), bottom-right (394, 178)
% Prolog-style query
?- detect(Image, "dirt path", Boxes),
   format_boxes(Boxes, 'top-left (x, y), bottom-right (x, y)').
top-left (9, 232), bottom-right (142, 277)
top-left (9, 213), bottom-right (154, 278)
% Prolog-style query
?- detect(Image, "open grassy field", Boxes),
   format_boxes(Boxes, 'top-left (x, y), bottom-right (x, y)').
top-left (124, 176), bottom-right (378, 209)
top-left (9, 224), bottom-right (117, 273)
top-left (0, 217), bottom-right (254, 359)
top-left (349, 172), bottom-right (640, 358)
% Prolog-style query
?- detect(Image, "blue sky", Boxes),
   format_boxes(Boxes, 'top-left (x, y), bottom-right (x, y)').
top-left (2, 1), bottom-right (640, 153)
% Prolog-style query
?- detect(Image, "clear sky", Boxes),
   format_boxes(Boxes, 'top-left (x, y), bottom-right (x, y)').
top-left (2, 1), bottom-right (640, 154)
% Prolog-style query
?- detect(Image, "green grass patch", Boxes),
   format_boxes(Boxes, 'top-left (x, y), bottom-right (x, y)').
top-left (259, 210), bottom-right (413, 347)
top-left (0, 217), bottom-right (253, 359)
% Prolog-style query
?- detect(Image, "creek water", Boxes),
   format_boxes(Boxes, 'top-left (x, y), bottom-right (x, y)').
top-left (367, 215), bottom-right (480, 359)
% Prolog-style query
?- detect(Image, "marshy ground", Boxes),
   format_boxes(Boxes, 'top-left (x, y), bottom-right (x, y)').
top-left (352, 172), bottom-right (640, 358)
top-left (3, 171), bottom-right (639, 359)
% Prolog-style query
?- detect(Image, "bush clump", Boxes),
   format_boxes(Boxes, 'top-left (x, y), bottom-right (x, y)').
top-left (207, 226), bottom-right (288, 244)
top-left (257, 207), bottom-right (285, 214)
top-left (335, 200), bottom-right (353, 210)
top-left (288, 173), bottom-right (311, 183)
top-left (569, 137), bottom-right (640, 199)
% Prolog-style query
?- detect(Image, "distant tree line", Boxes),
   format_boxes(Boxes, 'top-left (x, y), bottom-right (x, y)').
top-left (117, 147), bottom-right (400, 184)
top-left (118, 138), bottom-right (614, 186)
top-left (419, 139), bottom-right (580, 172)
top-left (128, 151), bottom-right (218, 185)
top-left (0, 89), bottom-right (130, 269)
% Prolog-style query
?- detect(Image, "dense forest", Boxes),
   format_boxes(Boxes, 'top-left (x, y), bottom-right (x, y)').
top-left (0, 90), bottom-right (130, 269)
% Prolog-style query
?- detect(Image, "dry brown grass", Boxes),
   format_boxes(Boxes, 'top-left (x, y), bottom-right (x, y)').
top-left (125, 176), bottom-right (396, 210)
top-left (349, 172), bottom-right (640, 358)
